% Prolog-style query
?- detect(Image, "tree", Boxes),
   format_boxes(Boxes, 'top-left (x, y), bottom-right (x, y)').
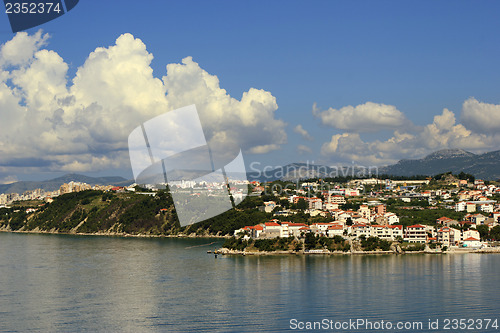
top-left (279, 199), bottom-right (290, 209)
top-left (476, 225), bottom-right (489, 240)
top-left (304, 232), bottom-right (317, 250)
top-left (490, 226), bottom-right (500, 241)
top-left (296, 198), bottom-right (307, 210)
top-left (333, 235), bottom-right (344, 244)
top-left (379, 240), bottom-right (391, 251)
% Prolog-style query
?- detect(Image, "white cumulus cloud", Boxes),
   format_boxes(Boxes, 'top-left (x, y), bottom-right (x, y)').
top-left (313, 101), bottom-right (409, 132)
top-left (320, 107), bottom-right (500, 165)
top-left (461, 97), bottom-right (500, 134)
top-left (0, 31), bottom-right (287, 178)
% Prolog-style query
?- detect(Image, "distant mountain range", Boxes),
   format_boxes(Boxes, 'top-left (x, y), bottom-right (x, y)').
top-left (1, 149), bottom-right (498, 194)
top-left (0, 174), bottom-right (132, 194)
top-left (378, 149), bottom-right (500, 180)
top-left (247, 149), bottom-right (500, 182)
top-left (246, 163), bottom-right (371, 182)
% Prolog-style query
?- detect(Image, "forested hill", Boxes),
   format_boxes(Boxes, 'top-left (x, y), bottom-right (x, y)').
top-left (379, 149), bottom-right (500, 180)
top-left (0, 190), bottom-right (271, 236)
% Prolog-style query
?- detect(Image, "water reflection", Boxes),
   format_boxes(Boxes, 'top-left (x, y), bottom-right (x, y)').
top-left (0, 233), bottom-right (499, 332)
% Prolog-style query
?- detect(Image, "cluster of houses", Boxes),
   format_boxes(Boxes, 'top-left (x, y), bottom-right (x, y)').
top-left (239, 179), bottom-right (500, 249)
top-left (244, 177), bottom-right (500, 249)
top-left (234, 219), bottom-right (486, 248)
top-left (262, 194), bottom-right (401, 225)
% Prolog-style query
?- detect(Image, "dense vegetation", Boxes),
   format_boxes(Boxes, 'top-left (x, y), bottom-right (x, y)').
top-left (223, 234), bottom-right (351, 252)
top-left (0, 190), bottom-right (272, 236)
top-left (223, 236), bottom-right (300, 252)
top-left (358, 235), bottom-right (392, 251)
top-left (304, 233), bottom-right (351, 252)
top-left (386, 198), bottom-right (466, 227)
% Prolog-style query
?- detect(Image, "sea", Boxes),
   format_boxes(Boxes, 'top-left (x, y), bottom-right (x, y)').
top-left (0, 232), bottom-right (499, 332)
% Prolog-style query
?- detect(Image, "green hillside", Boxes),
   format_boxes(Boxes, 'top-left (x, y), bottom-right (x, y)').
top-left (0, 190), bottom-right (270, 236)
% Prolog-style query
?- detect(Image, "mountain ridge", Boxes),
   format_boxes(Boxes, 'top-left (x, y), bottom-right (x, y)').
top-left (247, 149), bottom-right (500, 181)
top-left (2, 148), bottom-right (499, 194)
top-left (379, 149), bottom-right (499, 180)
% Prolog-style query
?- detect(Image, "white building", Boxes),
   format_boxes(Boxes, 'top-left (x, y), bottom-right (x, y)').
top-left (385, 212), bottom-right (400, 225)
top-left (455, 201), bottom-right (466, 212)
top-left (371, 225), bottom-right (403, 240)
top-left (479, 203), bottom-right (493, 213)
top-left (466, 202), bottom-right (476, 213)
top-left (462, 237), bottom-right (482, 248)
top-left (404, 224), bottom-right (427, 243)
top-left (327, 224), bottom-right (345, 237)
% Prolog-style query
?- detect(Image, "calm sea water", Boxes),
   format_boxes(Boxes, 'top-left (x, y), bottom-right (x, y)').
top-left (0, 232), bottom-right (499, 332)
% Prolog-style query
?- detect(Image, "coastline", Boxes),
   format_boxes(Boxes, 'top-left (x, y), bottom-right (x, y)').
top-left (215, 247), bottom-right (500, 256)
top-left (2, 229), bottom-right (500, 255)
top-left (0, 227), bottom-right (228, 239)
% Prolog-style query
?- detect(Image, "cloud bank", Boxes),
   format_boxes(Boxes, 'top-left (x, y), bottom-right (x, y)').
top-left (0, 31), bottom-right (287, 180)
top-left (318, 100), bottom-right (500, 165)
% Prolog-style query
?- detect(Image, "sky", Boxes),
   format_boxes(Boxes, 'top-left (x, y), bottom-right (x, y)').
top-left (0, 0), bottom-right (500, 183)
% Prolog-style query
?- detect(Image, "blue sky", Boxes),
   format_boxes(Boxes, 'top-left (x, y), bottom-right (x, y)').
top-left (0, 1), bottom-right (500, 182)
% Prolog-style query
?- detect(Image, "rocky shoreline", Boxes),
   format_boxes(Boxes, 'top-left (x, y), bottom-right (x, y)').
top-left (0, 227), bottom-right (228, 239)
top-left (215, 247), bottom-right (500, 256)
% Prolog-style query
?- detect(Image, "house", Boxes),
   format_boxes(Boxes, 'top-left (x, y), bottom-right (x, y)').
top-left (470, 214), bottom-right (487, 228)
top-left (437, 227), bottom-right (459, 247)
top-left (358, 205), bottom-right (371, 220)
top-left (353, 217), bottom-right (370, 225)
top-left (455, 201), bottom-right (466, 212)
top-left (479, 203), bottom-right (493, 213)
top-left (327, 224), bottom-right (344, 237)
top-left (307, 198), bottom-right (323, 210)
top-left (344, 189), bottom-right (360, 196)
top-left (306, 209), bottom-right (327, 217)
top-left (310, 222), bottom-right (333, 236)
top-left (385, 212), bottom-right (399, 225)
top-left (329, 195), bottom-right (346, 205)
top-left (260, 201), bottom-right (277, 213)
top-left (260, 221), bottom-right (282, 238)
top-left (281, 222), bottom-right (308, 237)
top-left (436, 217), bottom-right (458, 227)
top-left (462, 229), bottom-right (480, 242)
top-left (374, 214), bottom-right (388, 226)
top-left (324, 203), bottom-right (339, 210)
top-left (466, 202), bottom-right (476, 213)
top-left (351, 224), bottom-right (371, 238)
top-left (374, 204), bottom-right (386, 215)
top-left (404, 224), bottom-right (427, 243)
top-left (299, 226), bottom-right (311, 235)
top-left (492, 212), bottom-right (500, 225)
top-left (337, 212), bottom-right (353, 223)
top-left (371, 225), bottom-right (403, 241)
top-left (462, 237), bottom-right (482, 248)
top-left (234, 225), bottom-right (264, 238)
